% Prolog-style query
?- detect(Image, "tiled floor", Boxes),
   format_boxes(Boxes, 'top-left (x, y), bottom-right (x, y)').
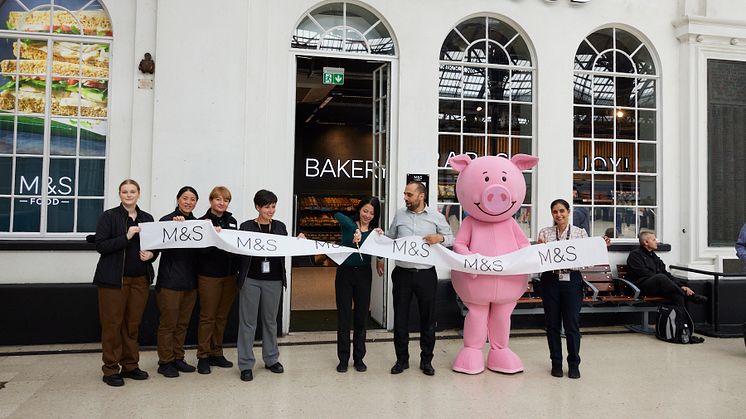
top-left (1, 330), bottom-right (745, 418)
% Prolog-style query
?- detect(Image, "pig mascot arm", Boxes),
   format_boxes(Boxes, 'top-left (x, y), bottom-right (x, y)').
top-left (452, 217), bottom-right (473, 255)
top-left (511, 218), bottom-right (530, 249)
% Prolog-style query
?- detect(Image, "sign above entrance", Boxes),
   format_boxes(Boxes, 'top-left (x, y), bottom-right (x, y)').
top-left (323, 67), bottom-right (345, 85)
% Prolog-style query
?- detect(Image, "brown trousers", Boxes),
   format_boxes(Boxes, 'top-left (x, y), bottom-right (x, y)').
top-left (156, 288), bottom-right (197, 364)
top-left (197, 275), bottom-right (237, 358)
top-left (98, 276), bottom-right (149, 376)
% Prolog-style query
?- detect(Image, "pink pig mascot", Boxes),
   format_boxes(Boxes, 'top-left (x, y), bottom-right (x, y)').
top-left (449, 153), bottom-right (539, 375)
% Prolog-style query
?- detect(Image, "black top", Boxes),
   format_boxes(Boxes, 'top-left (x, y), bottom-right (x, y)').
top-left (236, 219), bottom-right (288, 288)
top-left (626, 246), bottom-right (687, 287)
top-left (198, 209), bottom-right (239, 278)
top-left (156, 208), bottom-right (199, 291)
top-left (123, 216), bottom-right (147, 277)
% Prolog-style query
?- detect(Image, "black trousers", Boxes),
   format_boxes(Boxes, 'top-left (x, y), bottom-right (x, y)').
top-left (541, 271), bottom-right (583, 368)
top-left (335, 265), bottom-right (372, 363)
top-left (638, 274), bottom-right (686, 306)
top-left (392, 266), bottom-right (437, 364)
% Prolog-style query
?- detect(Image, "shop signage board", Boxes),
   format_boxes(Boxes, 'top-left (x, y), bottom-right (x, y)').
top-left (407, 173), bottom-right (430, 205)
top-left (323, 67), bottom-right (345, 85)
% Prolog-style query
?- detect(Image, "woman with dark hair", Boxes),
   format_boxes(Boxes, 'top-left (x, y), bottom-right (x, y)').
top-left (236, 189), bottom-right (304, 382)
top-left (333, 196), bottom-right (381, 373)
top-left (93, 179), bottom-right (157, 387)
top-left (537, 198), bottom-right (610, 379)
top-left (156, 186), bottom-right (200, 378)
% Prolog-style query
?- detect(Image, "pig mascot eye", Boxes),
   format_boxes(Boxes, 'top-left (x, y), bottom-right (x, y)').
top-left (484, 176), bottom-right (490, 182)
top-left (501, 176), bottom-right (507, 182)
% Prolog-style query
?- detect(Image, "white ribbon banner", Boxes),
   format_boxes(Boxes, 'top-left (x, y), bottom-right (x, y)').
top-left (139, 220), bottom-right (608, 275)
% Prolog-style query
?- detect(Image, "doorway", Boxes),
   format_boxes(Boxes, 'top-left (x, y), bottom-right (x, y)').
top-left (291, 55), bottom-right (390, 332)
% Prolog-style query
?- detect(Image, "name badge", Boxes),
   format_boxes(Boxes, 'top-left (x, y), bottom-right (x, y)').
top-left (261, 259), bottom-right (270, 274)
top-left (559, 273), bottom-right (570, 282)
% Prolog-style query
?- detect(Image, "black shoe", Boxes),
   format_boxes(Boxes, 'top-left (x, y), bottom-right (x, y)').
top-left (265, 362), bottom-right (284, 374)
top-left (197, 358), bottom-right (211, 374)
top-left (420, 361), bottom-right (435, 376)
top-left (336, 362), bottom-right (348, 373)
top-left (209, 355), bottom-right (234, 368)
top-left (157, 363), bottom-right (179, 378)
top-left (689, 335), bottom-right (705, 344)
top-left (551, 365), bottom-right (563, 378)
top-left (390, 361), bottom-right (409, 375)
top-left (173, 359), bottom-right (196, 373)
top-left (353, 360), bottom-right (367, 372)
top-left (240, 369), bottom-right (253, 382)
top-left (568, 367), bottom-right (581, 379)
top-left (121, 368), bottom-right (149, 380)
top-left (688, 294), bottom-right (708, 304)
top-left (102, 373), bottom-right (124, 387)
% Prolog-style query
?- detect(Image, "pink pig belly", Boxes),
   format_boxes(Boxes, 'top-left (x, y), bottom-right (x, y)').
top-left (451, 270), bottom-right (528, 305)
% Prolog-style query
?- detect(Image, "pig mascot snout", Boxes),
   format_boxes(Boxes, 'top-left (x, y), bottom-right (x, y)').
top-left (449, 153), bottom-right (539, 375)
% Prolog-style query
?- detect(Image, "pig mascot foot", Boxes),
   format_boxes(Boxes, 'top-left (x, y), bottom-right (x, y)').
top-left (487, 347), bottom-right (524, 374)
top-left (452, 347), bottom-right (485, 375)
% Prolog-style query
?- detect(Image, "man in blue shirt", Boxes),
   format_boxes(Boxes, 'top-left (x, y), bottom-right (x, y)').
top-left (735, 223), bottom-right (746, 267)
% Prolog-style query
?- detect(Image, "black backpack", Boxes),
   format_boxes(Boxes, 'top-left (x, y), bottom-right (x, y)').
top-left (655, 304), bottom-right (694, 344)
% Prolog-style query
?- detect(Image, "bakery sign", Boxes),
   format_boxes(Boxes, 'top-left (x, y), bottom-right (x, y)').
top-left (305, 158), bottom-right (378, 179)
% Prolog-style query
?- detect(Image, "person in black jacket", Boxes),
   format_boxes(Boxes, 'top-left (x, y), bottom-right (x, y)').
top-left (156, 186), bottom-right (200, 378)
top-left (93, 179), bottom-right (157, 387)
top-left (196, 186), bottom-right (239, 374)
top-left (626, 231), bottom-right (708, 307)
top-left (236, 189), bottom-right (304, 382)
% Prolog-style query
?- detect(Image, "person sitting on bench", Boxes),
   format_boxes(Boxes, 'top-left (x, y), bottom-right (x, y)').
top-left (627, 231), bottom-right (708, 307)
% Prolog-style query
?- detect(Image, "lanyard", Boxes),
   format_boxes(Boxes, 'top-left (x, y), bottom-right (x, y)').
top-left (257, 220), bottom-right (271, 261)
top-left (555, 225), bottom-right (571, 241)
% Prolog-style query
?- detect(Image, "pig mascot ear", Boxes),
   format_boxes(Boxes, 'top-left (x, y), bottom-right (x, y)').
top-left (511, 154), bottom-right (539, 170)
top-left (448, 154), bottom-right (472, 173)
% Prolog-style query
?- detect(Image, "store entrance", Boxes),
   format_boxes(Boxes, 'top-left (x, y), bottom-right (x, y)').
top-left (291, 55), bottom-right (389, 332)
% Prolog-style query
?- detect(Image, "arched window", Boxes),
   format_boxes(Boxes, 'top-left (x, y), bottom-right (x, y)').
top-left (572, 27), bottom-right (657, 239)
top-left (291, 2), bottom-right (394, 56)
top-left (437, 16), bottom-right (535, 236)
top-left (0, 0), bottom-right (112, 236)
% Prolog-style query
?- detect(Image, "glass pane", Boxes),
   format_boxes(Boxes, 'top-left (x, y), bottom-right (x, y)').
top-left (15, 76), bottom-right (46, 115)
top-left (593, 141), bottom-right (614, 172)
top-left (77, 198), bottom-right (103, 232)
top-left (638, 110), bottom-right (656, 141)
top-left (616, 142), bottom-right (635, 172)
top-left (0, 156), bottom-right (10, 194)
top-left (311, 3), bottom-right (344, 31)
top-left (639, 207), bottom-right (656, 232)
top-left (616, 77), bottom-right (635, 107)
top-left (575, 39), bottom-right (597, 71)
top-left (616, 207), bottom-right (636, 239)
top-left (573, 106), bottom-right (592, 138)
top-left (463, 135), bottom-right (486, 158)
top-left (487, 68), bottom-right (509, 101)
top-left (456, 17), bottom-right (486, 44)
top-left (487, 136), bottom-right (509, 157)
top-left (438, 169), bottom-right (458, 202)
top-left (615, 52), bottom-right (634, 74)
top-left (593, 51), bottom-right (614, 72)
top-left (463, 101), bottom-right (486, 133)
top-left (587, 28), bottom-right (613, 54)
top-left (506, 36), bottom-right (531, 67)
top-left (616, 175), bottom-right (637, 205)
top-left (48, 158), bottom-right (75, 197)
top-left (320, 28), bottom-right (344, 52)
top-left (465, 41), bottom-right (486, 64)
top-left (638, 143), bottom-right (656, 173)
top-left (440, 30), bottom-right (468, 61)
top-left (487, 41), bottom-right (509, 65)
top-left (0, 198), bottom-right (8, 231)
top-left (616, 109), bottom-right (635, 140)
top-left (510, 71), bottom-right (532, 102)
top-left (522, 172), bottom-right (532, 204)
top-left (515, 136), bottom-right (532, 155)
top-left (639, 176), bottom-right (656, 205)
top-left (15, 156), bottom-right (42, 195)
top-left (593, 207), bottom-right (614, 238)
top-left (593, 174), bottom-right (614, 205)
top-left (15, 116), bottom-right (44, 154)
top-left (47, 198), bottom-right (74, 232)
top-left (438, 134), bottom-right (460, 167)
top-left (511, 104), bottom-right (532, 136)
top-left (78, 158), bottom-right (104, 196)
top-left (439, 204), bottom-right (462, 236)
top-left (365, 21), bottom-right (393, 55)
top-left (634, 45), bottom-right (656, 75)
top-left (0, 114), bottom-right (13, 153)
top-left (593, 76), bottom-right (614, 106)
top-left (78, 119), bottom-right (106, 157)
top-left (574, 140), bottom-right (591, 171)
top-left (13, 197), bottom-right (40, 232)
top-left (344, 29), bottom-right (368, 53)
top-left (438, 100), bottom-right (461, 132)
top-left (486, 102), bottom-right (508, 135)
top-left (345, 3), bottom-right (378, 33)
top-left (439, 65), bottom-right (461, 98)
top-left (615, 29), bottom-right (641, 56)
top-left (463, 66), bottom-right (486, 99)
top-left (573, 173), bottom-right (592, 203)
top-left (487, 17), bottom-right (516, 45)
top-left (0, 75), bottom-right (17, 113)
top-left (293, 16), bottom-right (322, 49)
top-left (636, 79), bottom-right (656, 108)
top-left (593, 108), bottom-right (614, 139)
top-left (573, 73), bottom-right (592, 105)
top-left (513, 206), bottom-right (531, 237)
top-left (50, 117), bottom-right (76, 155)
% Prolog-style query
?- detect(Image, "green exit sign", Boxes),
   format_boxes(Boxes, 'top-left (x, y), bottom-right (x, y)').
top-left (323, 67), bottom-right (345, 85)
